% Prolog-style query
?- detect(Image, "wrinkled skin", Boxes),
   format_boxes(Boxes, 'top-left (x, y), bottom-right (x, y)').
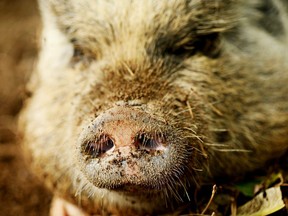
top-left (20, 0), bottom-right (288, 215)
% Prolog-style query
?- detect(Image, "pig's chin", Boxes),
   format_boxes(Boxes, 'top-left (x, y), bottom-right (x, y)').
top-left (111, 183), bottom-right (163, 194)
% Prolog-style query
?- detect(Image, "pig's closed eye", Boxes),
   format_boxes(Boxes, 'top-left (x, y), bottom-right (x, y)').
top-left (165, 33), bottom-right (221, 59)
top-left (70, 38), bottom-right (95, 66)
top-left (164, 40), bottom-right (197, 57)
top-left (72, 45), bottom-right (85, 62)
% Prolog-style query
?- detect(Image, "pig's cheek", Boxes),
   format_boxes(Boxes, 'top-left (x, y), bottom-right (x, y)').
top-left (50, 196), bottom-right (89, 216)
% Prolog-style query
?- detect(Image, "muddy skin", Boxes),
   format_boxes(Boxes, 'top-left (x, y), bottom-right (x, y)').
top-left (19, 0), bottom-right (288, 215)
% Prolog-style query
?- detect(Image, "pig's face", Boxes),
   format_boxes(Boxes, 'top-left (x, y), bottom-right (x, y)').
top-left (42, 0), bottom-right (236, 195)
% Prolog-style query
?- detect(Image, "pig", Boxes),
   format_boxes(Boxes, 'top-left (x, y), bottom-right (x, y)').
top-left (19, 0), bottom-right (288, 215)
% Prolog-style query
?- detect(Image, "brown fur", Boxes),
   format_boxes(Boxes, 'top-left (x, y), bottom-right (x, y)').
top-left (19, 0), bottom-right (288, 215)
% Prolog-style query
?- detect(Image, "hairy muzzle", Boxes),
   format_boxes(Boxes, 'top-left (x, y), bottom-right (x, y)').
top-left (77, 106), bottom-right (191, 191)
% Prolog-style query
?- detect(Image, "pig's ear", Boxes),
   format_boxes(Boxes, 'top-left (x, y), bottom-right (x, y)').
top-left (37, 0), bottom-right (73, 77)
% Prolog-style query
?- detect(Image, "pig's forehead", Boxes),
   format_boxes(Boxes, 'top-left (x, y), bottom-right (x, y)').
top-left (49, 0), bottom-right (237, 39)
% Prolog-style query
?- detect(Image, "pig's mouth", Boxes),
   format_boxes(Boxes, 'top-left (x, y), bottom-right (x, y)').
top-left (77, 106), bottom-right (194, 195)
top-left (80, 143), bottom-right (190, 192)
top-left (112, 183), bottom-right (161, 194)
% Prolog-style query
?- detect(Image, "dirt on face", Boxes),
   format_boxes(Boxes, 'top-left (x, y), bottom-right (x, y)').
top-left (0, 0), bottom-right (51, 215)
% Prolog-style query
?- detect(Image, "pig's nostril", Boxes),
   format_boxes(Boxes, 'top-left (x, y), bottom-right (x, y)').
top-left (135, 133), bottom-right (165, 151)
top-left (83, 135), bottom-right (114, 157)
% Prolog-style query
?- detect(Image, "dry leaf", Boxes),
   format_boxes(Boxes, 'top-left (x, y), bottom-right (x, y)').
top-left (237, 187), bottom-right (285, 216)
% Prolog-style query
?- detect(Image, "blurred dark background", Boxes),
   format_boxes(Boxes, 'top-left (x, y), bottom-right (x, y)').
top-left (0, 0), bottom-right (51, 215)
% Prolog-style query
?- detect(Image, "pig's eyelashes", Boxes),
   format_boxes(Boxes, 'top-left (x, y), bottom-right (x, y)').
top-left (70, 38), bottom-right (83, 60)
top-left (164, 41), bottom-right (197, 58)
top-left (164, 33), bottom-right (221, 59)
top-left (70, 39), bottom-right (96, 66)
top-left (72, 46), bottom-right (85, 62)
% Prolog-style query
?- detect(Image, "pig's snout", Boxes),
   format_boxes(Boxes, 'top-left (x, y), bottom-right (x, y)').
top-left (77, 106), bottom-right (190, 190)
top-left (80, 106), bottom-right (168, 158)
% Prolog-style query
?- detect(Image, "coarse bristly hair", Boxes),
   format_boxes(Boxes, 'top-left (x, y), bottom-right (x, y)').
top-left (19, 0), bottom-right (288, 215)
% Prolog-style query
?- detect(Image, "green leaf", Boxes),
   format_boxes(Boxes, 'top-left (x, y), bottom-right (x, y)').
top-left (234, 178), bottom-right (263, 197)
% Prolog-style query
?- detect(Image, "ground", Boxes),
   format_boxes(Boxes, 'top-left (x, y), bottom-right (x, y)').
top-left (0, 0), bottom-right (51, 215)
